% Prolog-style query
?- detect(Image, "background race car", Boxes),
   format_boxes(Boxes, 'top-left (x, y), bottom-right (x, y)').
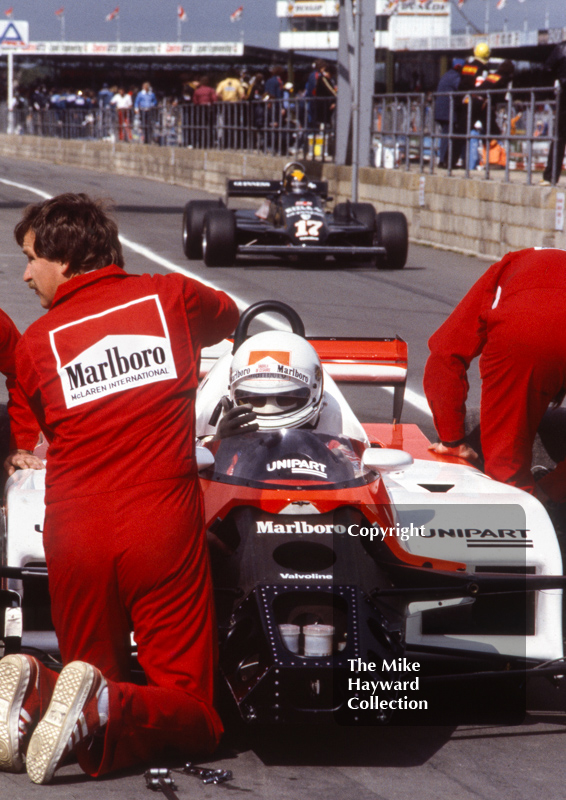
top-left (182, 162), bottom-right (409, 269)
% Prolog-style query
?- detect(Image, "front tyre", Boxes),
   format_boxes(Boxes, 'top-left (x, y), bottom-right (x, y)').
top-left (202, 209), bottom-right (237, 267)
top-left (183, 200), bottom-right (221, 260)
top-left (376, 211), bottom-right (408, 270)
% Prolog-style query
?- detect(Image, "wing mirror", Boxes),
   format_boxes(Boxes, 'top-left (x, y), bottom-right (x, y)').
top-left (196, 446), bottom-right (215, 472)
top-left (362, 447), bottom-right (413, 474)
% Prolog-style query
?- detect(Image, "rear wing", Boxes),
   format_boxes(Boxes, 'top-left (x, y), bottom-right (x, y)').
top-left (200, 336), bottom-right (407, 423)
top-left (227, 179), bottom-right (330, 199)
top-left (227, 180), bottom-right (282, 197)
top-left (308, 337), bottom-right (407, 423)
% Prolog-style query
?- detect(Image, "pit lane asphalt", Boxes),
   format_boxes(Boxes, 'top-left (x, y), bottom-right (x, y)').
top-left (0, 156), bottom-right (565, 800)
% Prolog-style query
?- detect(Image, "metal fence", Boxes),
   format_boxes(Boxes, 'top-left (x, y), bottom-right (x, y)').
top-left (3, 96), bottom-right (337, 162)
top-left (373, 85), bottom-right (560, 185)
top-left (2, 85), bottom-right (562, 185)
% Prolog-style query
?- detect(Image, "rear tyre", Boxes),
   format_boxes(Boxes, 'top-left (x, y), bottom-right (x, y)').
top-left (183, 200), bottom-right (221, 259)
top-left (376, 211), bottom-right (408, 270)
top-left (202, 209), bottom-right (237, 267)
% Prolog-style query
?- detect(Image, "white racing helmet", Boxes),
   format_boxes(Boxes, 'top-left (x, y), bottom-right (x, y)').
top-left (229, 331), bottom-right (324, 430)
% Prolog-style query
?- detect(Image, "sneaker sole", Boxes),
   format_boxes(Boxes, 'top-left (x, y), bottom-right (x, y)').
top-left (26, 661), bottom-right (95, 785)
top-left (0, 655), bottom-right (31, 772)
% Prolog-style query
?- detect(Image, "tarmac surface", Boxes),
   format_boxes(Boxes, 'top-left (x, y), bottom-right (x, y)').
top-left (0, 155), bottom-right (564, 799)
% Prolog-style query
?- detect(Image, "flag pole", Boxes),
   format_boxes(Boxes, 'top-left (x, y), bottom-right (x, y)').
top-left (7, 49), bottom-right (13, 135)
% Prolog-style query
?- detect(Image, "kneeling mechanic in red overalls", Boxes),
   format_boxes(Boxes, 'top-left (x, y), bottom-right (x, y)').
top-left (0, 193), bottom-right (239, 783)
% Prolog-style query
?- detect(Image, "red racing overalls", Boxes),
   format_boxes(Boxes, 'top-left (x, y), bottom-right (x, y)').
top-left (0, 308), bottom-right (39, 450)
top-left (12, 265), bottom-right (239, 775)
top-left (423, 248), bottom-right (566, 500)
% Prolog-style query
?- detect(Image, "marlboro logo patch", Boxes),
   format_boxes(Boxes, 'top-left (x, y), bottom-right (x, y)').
top-left (49, 295), bottom-right (177, 408)
top-left (248, 350), bottom-right (291, 366)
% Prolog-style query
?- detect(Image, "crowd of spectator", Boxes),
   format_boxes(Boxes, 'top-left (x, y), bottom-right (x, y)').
top-left (8, 62), bottom-right (338, 156)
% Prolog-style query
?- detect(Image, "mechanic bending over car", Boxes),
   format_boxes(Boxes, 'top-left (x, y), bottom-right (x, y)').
top-left (423, 247), bottom-right (566, 505)
top-left (0, 193), bottom-right (238, 784)
top-left (0, 308), bottom-right (40, 466)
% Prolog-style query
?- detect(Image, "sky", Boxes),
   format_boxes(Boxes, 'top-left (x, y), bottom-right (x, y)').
top-left (0, 1), bottom-right (565, 50)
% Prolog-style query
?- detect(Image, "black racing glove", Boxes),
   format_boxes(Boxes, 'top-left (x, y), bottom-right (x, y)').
top-left (215, 403), bottom-right (259, 439)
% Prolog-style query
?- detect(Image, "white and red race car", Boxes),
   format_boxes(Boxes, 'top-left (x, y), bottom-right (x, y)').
top-left (1, 301), bottom-right (564, 725)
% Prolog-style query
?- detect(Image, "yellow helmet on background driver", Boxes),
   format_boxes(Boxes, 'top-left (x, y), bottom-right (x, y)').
top-left (473, 42), bottom-right (491, 64)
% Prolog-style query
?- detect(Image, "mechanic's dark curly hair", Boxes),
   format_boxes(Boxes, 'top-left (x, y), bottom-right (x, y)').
top-left (14, 192), bottom-right (124, 274)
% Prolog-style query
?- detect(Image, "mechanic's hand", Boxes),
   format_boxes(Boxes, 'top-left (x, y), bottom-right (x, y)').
top-left (428, 442), bottom-right (480, 462)
top-left (214, 404), bottom-right (259, 440)
top-left (4, 449), bottom-right (46, 476)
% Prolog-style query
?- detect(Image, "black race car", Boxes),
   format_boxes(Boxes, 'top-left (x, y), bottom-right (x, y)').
top-left (182, 162), bottom-right (409, 269)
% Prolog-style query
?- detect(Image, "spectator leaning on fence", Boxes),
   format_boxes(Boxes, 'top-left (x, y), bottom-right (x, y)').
top-left (134, 81), bottom-right (157, 144)
top-left (541, 39), bottom-right (566, 186)
top-left (192, 76), bottom-right (218, 106)
top-left (111, 87), bottom-right (132, 142)
top-left (435, 57), bottom-right (464, 169)
top-left (215, 72), bottom-right (245, 103)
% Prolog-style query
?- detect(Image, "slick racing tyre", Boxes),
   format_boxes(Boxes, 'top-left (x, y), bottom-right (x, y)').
top-left (183, 200), bottom-right (222, 260)
top-left (376, 211), bottom-right (408, 270)
top-left (202, 208), bottom-right (237, 267)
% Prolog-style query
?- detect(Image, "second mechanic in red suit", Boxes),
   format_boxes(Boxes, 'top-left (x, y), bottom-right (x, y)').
top-left (423, 247), bottom-right (566, 502)
top-left (0, 308), bottom-right (39, 460)
top-left (0, 193), bottom-right (239, 784)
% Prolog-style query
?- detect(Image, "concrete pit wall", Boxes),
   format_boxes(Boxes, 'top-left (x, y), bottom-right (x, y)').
top-left (0, 133), bottom-right (563, 261)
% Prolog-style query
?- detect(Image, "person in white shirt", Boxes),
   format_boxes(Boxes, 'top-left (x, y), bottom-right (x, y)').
top-left (110, 87), bottom-right (132, 141)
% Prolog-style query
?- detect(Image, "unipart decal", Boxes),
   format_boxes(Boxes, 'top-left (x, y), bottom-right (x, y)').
top-left (423, 527), bottom-right (533, 548)
top-left (49, 295), bottom-right (177, 409)
top-left (266, 458), bottom-right (328, 478)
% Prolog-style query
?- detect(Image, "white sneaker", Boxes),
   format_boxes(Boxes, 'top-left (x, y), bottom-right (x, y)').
top-left (26, 661), bottom-right (107, 785)
top-left (0, 654), bottom-right (46, 773)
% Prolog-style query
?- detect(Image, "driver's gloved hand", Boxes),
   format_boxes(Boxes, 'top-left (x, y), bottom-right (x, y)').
top-left (214, 404), bottom-right (259, 439)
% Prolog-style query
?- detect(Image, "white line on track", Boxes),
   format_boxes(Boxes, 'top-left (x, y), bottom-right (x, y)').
top-left (0, 176), bottom-right (432, 417)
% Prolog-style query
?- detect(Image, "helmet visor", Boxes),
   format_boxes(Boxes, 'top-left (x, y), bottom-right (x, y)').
top-left (234, 386), bottom-right (310, 416)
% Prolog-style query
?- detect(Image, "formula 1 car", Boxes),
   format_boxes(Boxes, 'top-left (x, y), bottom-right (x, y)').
top-left (1, 301), bottom-right (565, 727)
top-left (182, 162), bottom-right (409, 269)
